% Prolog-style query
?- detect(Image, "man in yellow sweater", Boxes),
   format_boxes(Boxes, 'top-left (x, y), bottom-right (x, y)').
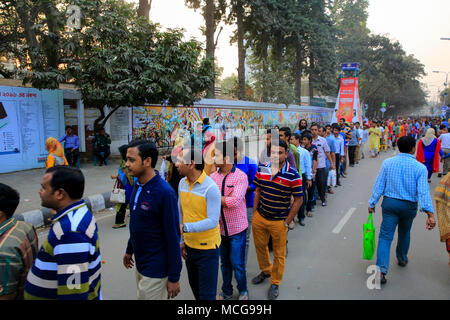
top-left (176, 147), bottom-right (222, 300)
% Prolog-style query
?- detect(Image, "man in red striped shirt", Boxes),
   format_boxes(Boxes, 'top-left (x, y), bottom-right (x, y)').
top-left (211, 140), bottom-right (249, 300)
top-left (251, 140), bottom-right (303, 300)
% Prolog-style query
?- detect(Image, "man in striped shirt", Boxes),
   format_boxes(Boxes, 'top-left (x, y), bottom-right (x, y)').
top-left (24, 166), bottom-right (102, 300)
top-left (211, 140), bottom-right (249, 300)
top-left (251, 140), bottom-right (303, 300)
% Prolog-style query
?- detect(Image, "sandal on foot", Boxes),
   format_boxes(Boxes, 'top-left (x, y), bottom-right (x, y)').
top-left (238, 291), bottom-right (249, 300)
top-left (218, 292), bottom-right (233, 300)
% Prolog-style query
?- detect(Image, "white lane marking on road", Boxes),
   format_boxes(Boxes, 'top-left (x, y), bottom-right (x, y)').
top-left (332, 207), bottom-right (356, 234)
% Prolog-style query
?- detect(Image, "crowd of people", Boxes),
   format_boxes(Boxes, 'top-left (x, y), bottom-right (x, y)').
top-left (1, 116), bottom-right (449, 300)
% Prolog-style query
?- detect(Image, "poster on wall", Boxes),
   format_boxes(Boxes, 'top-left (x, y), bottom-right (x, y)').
top-left (0, 101), bottom-right (21, 154)
top-left (110, 107), bottom-right (131, 142)
top-left (0, 86), bottom-right (64, 173)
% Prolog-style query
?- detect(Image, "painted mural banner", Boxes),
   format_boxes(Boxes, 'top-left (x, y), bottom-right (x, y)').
top-left (0, 86), bottom-right (64, 173)
top-left (132, 104), bottom-right (333, 148)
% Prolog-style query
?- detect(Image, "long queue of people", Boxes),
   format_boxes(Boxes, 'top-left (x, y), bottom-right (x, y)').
top-left (1, 116), bottom-right (449, 300)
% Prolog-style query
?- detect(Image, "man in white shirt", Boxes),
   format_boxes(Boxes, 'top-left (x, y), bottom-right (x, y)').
top-left (438, 125), bottom-right (450, 175)
top-left (355, 122), bottom-right (364, 164)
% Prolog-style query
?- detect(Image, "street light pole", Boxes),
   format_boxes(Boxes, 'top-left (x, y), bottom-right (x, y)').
top-left (433, 70), bottom-right (449, 106)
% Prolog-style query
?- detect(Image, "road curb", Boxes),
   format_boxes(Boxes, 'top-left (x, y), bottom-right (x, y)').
top-left (13, 192), bottom-right (114, 228)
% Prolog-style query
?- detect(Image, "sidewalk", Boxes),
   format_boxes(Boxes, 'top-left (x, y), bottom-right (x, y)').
top-left (1, 158), bottom-right (124, 214)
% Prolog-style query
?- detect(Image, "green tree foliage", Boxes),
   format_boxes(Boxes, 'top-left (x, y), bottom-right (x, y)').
top-left (244, 0), bottom-right (337, 105)
top-left (332, 0), bottom-right (426, 116)
top-left (1, 0), bottom-right (214, 131)
top-left (221, 74), bottom-right (238, 97)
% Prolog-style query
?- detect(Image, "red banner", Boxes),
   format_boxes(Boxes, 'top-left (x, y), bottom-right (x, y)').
top-left (335, 77), bottom-right (356, 123)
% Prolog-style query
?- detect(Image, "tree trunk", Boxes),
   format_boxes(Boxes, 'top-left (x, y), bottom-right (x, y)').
top-left (261, 30), bottom-right (269, 102)
top-left (138, 0), bottom-right (152, 20)
top-left (93, 105), bottom-right (122, 133)
top-left (236, 0), bottom-right (246, 100)
top-left (309, 52), bottom-right (314, 105)
top-left (41, 1), bottom-right (61, 69)
top-left (294, 41), bottom-right (302, 104)
top-left (205, 0), bottom-right (216, 98)
top-left (15, 4), bottom-right (40, 69)
top-left (273, 30), bottom-right (283, 65)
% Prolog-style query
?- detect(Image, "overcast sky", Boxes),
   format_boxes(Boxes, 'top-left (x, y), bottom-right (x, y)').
top-left (146, 0), bottom-right (450, 103)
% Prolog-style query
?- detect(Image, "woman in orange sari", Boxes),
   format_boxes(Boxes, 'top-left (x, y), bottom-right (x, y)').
top-left (45, 137), bottom-right (68, 168)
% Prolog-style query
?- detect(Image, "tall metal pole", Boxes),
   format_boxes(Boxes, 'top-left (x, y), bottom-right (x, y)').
top-left (445, 73), bottom-right (448, 106)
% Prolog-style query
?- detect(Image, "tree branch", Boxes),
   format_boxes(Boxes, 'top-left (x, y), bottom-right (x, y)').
top-left (214, 25), bottom-right (223, 49)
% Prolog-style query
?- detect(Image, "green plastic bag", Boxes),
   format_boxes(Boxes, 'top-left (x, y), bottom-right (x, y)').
top-left (363, 213), bottom-right (376, 260)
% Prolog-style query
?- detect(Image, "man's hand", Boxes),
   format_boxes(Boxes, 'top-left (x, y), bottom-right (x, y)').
top-left (425, 213), bottom-right (436, 230)
top-left (307, 180), bottom-right (312, 188)
top-left (180, 243), bottom-right (187, 260)
top-left (167, 281), bottom-right (180, 299)
top-left (368, 207), bottom-right (375, 214)
top-left (123, 254), bottom-right (134, 269)
top-left (221, 196), bottom-right (227, 207)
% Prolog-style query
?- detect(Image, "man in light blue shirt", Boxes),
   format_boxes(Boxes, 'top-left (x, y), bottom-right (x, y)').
top-left (290, 133), bottom-right (311, 226)
top-left (368, 136), bottom-right (436, 285)
top-left (347, 122), bottom-right (360, 167)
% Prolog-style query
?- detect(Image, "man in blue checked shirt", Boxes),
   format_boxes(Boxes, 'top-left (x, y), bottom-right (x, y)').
top-left (368, 136), bottom-right (436, 285)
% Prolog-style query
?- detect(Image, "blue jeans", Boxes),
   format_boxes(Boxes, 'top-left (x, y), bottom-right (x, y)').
top-left (220, 229), bottom-right (248, 296)
top-left (186, 246), bottom-right (220, 300)
top-left (298, 174), bottom-right (308, 220)
top-left (376, 197), bottom-right (418, 275)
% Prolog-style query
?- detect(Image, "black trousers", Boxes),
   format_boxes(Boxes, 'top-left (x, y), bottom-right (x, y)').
top-left (306, 178), bottom-right (315, 212)
top-left (348, 145), bottom-right (357, 166)
top-left (315, 167), bottom-right (327, 203)
top-left (115, 203), bottom-right (127, 224)
top-left (94, 146), bottom-right (110, 163)
top-left (65, 148), bottom-right (79, 167)
top-left (335, 153), bottom-right (341, 185)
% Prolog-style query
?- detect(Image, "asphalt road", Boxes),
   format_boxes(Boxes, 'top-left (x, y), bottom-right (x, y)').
top-left (36, 148), bottom-right (450, 300)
